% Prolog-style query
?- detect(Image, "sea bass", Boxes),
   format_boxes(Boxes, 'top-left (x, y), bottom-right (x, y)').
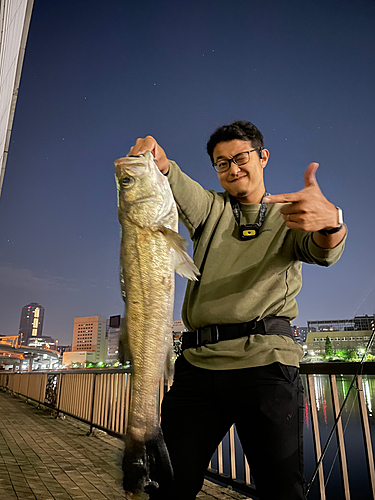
top-left (114, 151), bottom-right (199, 496)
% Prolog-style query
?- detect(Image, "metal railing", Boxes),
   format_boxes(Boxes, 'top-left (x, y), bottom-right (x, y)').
top-left (1, 362), bottom-right (375, 499)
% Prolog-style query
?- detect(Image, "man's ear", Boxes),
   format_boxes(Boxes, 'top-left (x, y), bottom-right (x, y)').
top-left (260, 149), bottom-right (270, 169)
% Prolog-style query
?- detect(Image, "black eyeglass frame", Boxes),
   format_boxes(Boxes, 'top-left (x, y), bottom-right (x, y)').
top-left (212, 148), bottom-right (262, 173)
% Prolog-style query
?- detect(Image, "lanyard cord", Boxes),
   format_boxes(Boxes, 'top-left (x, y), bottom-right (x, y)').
top-left (229, 192), bottom-right (269, 228)
top-left (306, 321), bottom-right (375, 496)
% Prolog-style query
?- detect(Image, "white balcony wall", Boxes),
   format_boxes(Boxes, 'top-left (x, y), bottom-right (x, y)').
top-left (0, 0), bottom-right (33, 194)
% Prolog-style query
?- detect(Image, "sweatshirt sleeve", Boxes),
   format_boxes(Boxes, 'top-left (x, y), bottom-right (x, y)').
top-left (167, 160), bottom-right (215, 238)
top-left (292, 226), bottom-right (347, 266)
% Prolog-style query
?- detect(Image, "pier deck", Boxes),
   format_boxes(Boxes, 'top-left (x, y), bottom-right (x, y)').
top-left (0, 390), bottom-right (249, 500)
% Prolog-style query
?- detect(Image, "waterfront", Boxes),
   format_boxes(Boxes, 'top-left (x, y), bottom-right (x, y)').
top-left (1, 368), bottom-right (374, 499)
top-left (210, 373), bottom-right (375, 500)
top-left (303, 373), bottom-right (375, 500)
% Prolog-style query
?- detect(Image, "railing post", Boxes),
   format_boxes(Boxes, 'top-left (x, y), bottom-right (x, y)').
top-left (87, 373), bottom-right (97, 435)
top-left (330, 374), bottom-right (351, 500)
top-left (55, 373), bottom-right (63, 418)
top-left (307, 374), bottom-right (326, 500)
top-left (357, 375), bottom-right (375, 499)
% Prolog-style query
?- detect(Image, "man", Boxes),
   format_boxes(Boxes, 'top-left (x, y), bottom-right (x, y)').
top-left (127, 121), bottom-right (346, 500)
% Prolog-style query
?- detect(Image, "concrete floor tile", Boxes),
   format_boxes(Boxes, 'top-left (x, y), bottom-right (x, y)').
top-left (0, 391), bottom-right (242, 500)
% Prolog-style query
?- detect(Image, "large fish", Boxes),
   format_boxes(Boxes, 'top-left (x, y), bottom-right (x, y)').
top-left (114, 151), bottom-right (199, 497)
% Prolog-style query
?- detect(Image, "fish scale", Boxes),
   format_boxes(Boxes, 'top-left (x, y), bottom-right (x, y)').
top-left (125, 226), bottom-right (174, 441)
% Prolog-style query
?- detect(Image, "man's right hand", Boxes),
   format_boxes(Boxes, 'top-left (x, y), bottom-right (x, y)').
top-left (127, 136), bottom-right (169, 174)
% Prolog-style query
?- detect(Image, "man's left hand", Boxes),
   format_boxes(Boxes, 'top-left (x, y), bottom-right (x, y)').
top-left (263, 163), bottom-right (339, 232)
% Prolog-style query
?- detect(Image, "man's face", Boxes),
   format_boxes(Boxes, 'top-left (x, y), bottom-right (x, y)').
top-left (213, 139), bottom-right (269, 204)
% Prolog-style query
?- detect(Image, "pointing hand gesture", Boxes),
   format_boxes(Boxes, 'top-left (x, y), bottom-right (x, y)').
top-left (263, 163), bottom-right (340, 233)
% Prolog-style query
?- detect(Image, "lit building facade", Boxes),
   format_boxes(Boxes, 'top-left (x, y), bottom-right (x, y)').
top-left (18, 302), bottom-right (45, 345)
top-left (291, 325), bottom-right (309, 344)
top-left (306, 330), bottom-right (374, 354)
top-left (56, 344), bottom-right (71, 356)
top-left (27, 335), bottom-right (56, 349)
top-left (71, 315), bottom-right (107, 364)
top-left (107, 315), bottom-right (122, 360)
top-left (172, 320), bottom-right (188, 356)
top-left (307, 315), bottom-right (374, 332)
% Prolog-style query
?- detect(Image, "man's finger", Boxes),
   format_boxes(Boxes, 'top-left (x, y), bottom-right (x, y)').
top-left (304, 162), bottom-right (319, 188)
top-left (263, 192), bottom-right (301, 204)
top-left (127, 136), bottom-right (157, 157)
top-left (279, 203), bottom-right (301, 215)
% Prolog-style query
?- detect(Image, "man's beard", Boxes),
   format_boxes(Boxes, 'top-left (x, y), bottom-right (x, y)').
top-left (235, 190), bottom-right (248, 198)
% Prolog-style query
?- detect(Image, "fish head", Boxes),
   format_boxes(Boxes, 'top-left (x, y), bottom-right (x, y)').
top-left (115, 151), bottom-right (176, 228)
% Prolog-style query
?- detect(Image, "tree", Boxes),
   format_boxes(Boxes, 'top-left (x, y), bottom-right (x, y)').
top-left (325, 336), bottom-right (334, 357)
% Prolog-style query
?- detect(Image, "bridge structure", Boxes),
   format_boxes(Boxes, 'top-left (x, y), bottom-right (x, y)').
top-left (0, 336), bottom-right (60, 371)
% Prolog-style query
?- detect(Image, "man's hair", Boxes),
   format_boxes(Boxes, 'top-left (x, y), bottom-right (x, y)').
top-left (206, 120), bottom-right (264, 164)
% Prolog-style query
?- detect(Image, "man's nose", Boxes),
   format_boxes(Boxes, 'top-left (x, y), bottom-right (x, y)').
top-left (228, 160), bottom-right (241, 174)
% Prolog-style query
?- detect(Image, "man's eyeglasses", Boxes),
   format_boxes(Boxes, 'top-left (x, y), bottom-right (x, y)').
top-left (213, 149), bottom-right (261, 173)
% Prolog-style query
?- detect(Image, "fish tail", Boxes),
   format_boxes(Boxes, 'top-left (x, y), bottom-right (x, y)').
top-left (122, 428), bottom-right (173, 495)
top-left (122, 435), bottom-right (148, 493)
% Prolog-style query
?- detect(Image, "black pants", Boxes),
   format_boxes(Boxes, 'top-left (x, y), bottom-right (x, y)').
top-left (152, 355), bottom-right (306, 500)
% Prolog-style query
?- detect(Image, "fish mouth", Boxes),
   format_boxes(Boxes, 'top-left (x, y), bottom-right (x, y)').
top-left (128, 196), bottom-right (162, 205)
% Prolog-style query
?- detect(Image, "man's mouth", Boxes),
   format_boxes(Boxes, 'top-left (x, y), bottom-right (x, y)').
top-left (230, 175), bottom-right (247, 183)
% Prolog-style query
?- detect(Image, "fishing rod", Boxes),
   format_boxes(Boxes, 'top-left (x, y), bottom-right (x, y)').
top-left (306, 317), bottom-right (375, 497)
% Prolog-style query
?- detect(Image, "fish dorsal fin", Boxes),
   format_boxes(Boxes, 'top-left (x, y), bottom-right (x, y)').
top-left (159, 227), bottom-right (200, 281)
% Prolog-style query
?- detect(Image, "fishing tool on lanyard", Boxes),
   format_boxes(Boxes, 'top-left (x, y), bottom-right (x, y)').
top-left (230, 192), bottom-right (269, 240)
top-left (306, 318), bottom-right (375, 496)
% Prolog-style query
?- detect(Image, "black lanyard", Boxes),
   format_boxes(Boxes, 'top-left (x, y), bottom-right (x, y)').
top-left (230, 193), bottom-right (269, 240)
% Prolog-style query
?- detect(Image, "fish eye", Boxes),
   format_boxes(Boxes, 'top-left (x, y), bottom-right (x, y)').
top-left (122, 176), bottom-right (134, 188)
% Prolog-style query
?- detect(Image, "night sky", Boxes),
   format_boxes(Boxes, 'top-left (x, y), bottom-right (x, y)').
top-left (0, 0), bottom-right (374, 345)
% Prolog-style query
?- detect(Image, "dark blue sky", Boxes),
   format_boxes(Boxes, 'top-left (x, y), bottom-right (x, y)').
top-left (0, 0), bottom-right (374, 345)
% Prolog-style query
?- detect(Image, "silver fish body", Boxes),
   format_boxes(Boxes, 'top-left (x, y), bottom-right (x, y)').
top-left (115, 151), bottom-right (198, 495)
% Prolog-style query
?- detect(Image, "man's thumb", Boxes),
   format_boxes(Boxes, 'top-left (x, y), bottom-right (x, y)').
top-left (304, 162), bottom-right (319, 188)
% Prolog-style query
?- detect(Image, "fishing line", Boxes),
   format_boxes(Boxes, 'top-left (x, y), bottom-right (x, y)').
top-left (352, 278), bottom-right (375, 317)
top-left (306, 320), bottom-right (375, 497)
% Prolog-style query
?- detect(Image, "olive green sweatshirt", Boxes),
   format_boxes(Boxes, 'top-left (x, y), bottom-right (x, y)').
top-left (167, 161), bottom-right (346, 370)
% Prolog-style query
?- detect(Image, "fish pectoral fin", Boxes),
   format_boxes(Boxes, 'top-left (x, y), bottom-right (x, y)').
top-left (160, 227), bottom-right (200, 281)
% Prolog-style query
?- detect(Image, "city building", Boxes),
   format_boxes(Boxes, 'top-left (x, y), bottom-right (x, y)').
top-left (64, 315), bottom-right (107, 366)
top-left (291, 325), bottom-right (309, 345)
top-left (172, 320), bottom-right (188, 356)
top-left (18, 303), bottom-right (45, 345)
top-left (107, 315), bottom-right (122, 361)
top-left (306, 330), bottom-right (374, 355)
top-left (307, 315), bottom-right (374, 332)
top-left (27, 336), bottom-right (56, 350)
top-left (56, 345), bottom-right (71, 356)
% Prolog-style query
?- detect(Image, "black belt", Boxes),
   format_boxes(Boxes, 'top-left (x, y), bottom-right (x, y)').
top-left (181, 316), bottom-right (292, 350)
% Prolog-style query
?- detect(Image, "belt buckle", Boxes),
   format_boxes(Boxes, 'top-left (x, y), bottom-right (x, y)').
top-left (198, 326), bottom-right (212, 346)
top-left (211, 325), bottom-right (219, 344)
top-left (198, 325), bottom-right (219, 347)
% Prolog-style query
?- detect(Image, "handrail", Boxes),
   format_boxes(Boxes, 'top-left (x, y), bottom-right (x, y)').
top-left (0, 362), bottom-right (375, 499)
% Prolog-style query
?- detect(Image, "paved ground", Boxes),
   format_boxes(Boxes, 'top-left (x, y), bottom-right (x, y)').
top-left (0, 390), bottom-right (249, 500)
